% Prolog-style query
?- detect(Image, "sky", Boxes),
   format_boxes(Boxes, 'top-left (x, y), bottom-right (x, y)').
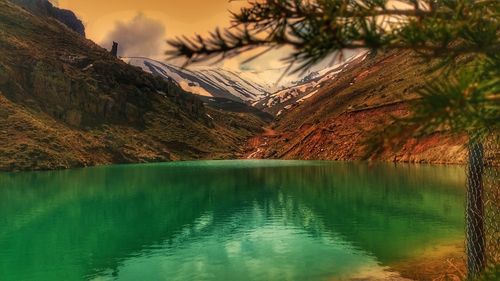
top-left (54, 0), bottom-right (359, 82)
top-left (58, 0), bottom-right (243, 45)
top-left (56, 0), bottom-right (281, 69)
top-left (54, 0), bottom-right (326, 77)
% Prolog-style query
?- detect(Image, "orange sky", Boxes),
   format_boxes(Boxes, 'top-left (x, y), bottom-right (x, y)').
top-left (56, 0), bottom-right (296, 72)
top-left (58, 0), bottom-right (244, 47)
top-left (54, 0), bottom-right (364, 75)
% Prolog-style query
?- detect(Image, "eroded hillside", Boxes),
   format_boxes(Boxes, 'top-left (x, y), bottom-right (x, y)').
top-left (0, 0), bottom-right (265, 171)
top-left (247, 50), bottom-right (469, 164)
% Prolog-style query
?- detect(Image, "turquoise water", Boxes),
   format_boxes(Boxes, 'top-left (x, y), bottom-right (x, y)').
top-left (0, 160), bottom-right (465, 281)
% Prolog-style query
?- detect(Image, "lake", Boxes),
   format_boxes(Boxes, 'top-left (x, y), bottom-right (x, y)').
top-left (0, 160), bottom-right (466, 281)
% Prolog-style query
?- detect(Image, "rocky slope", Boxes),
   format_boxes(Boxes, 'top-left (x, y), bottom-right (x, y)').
top-left (247, 50), bottom-right (470, 165)
top-left (0, 0), bottom-right (265, 172)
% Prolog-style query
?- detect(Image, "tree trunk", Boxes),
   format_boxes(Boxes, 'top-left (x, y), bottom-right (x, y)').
top-left (466, 141), bottom-right (486, 279)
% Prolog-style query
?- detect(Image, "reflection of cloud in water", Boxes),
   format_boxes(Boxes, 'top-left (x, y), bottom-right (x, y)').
top-left (88, 200), bottom-right (410, 281)
top-left (90, 220), bottom-right (373, 280)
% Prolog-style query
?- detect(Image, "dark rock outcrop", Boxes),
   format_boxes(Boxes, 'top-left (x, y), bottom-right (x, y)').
top-left (111, 42), bottom-right (118, 57)
top-left (10, 0), bottom-right (86, 36)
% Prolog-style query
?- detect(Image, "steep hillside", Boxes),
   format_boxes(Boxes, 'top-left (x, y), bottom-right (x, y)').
top-left (254, 52), bottom-right (369, 116)
top-left (124, 57), bottom-right (271, 103)
top-left (10, 0), bottom-right (85, 36)
top-left (247, 50), bottom-right (469, 164)
top-left (0, 0), bottom-right (264, 171)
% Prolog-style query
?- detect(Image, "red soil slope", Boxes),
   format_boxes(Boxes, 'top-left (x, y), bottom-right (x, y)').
top-left (247, 50), bottom-right (469, 164)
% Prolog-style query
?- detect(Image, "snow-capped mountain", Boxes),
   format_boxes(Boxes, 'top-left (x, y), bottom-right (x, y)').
top-left (124, 57), bottom-right (271, 103)
top-left (254, 51), bottom-right (370, 115)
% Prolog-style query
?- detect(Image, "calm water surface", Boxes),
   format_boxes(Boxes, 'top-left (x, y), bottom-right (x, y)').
top-left (0, 160), bottom-right (465, 281)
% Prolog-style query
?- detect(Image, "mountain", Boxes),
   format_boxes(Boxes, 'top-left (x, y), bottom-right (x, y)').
top-left (0, 0), bottom-right (265, 171)
top-left (10, 0), bottom-right (85, 36)
top-left (254, 52), bottom-right (370, 116)
top-left (0, 0), bottom-right (475, 170)
top-left (124, 57), bottom-right (271, 103)
top-left (246, 50), bottom-right (469, 164)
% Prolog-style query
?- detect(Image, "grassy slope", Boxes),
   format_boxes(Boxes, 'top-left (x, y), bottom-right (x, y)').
top-left (249, 50), bottom-right (468, 164)
top-left (0, 0), bottom-right (265, 171)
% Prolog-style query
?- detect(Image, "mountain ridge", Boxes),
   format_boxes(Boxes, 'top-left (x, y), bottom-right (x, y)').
top-left (124, 57), bottom-right (271, 104)
top-left (254, 51), bottom-right (370, 116)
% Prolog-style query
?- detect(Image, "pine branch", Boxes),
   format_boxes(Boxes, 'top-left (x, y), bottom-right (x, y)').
top-left (167, 0), bottom-right (499, 70)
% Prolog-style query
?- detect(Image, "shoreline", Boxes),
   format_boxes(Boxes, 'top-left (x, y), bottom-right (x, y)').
top-left (389, 241), bottom-right (465, 281)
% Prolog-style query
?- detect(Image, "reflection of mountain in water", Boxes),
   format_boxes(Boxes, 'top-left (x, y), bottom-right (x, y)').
top-left (0, 161), bottom-right (465, 280)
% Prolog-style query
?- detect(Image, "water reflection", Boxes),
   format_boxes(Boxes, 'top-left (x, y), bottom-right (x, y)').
top-left (0, 161), bottom-right (465, 281)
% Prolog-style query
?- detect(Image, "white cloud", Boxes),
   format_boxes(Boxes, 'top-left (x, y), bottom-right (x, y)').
top-left (102, 13), bottom-right (166, 58)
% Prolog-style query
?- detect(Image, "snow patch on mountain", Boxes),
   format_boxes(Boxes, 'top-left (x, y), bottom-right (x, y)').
top-left (255, 51), bottom-right (370, 115)
top-left (124, 57), bottom-right (271, 103)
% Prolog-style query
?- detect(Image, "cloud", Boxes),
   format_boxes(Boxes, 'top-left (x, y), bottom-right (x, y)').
top-left (102, 13), bottom-right (166, 58)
